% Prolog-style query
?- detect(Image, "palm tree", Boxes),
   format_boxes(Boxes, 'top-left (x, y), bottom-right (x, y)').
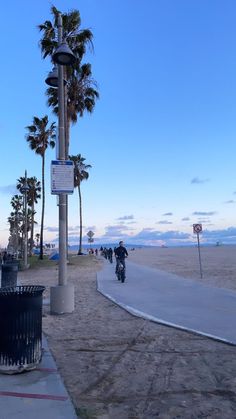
top-left (46, 63), bottom-right (99, 157)
top-left (38, 6), bottom-right (99, 157)
top-left (35, 233), bottom-right (40, 248)
top-left (38, 6), bottom-right (98, 256)
top-left (9, 195), bottom-right (24, 257)
top-left (25, 116), bottom-right (56, 259)
top-left (69, 154), bottom-right (91, 254)
top-left (17, 176), bottom-right (41, 256)
top-left (38, 5), bottom-right (93, 64)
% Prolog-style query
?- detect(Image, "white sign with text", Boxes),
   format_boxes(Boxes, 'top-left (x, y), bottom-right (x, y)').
top-left (51, 160), bottom-right (74, 194)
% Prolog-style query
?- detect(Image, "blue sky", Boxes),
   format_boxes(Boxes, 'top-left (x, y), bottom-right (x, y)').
top-left (1, 0), bottom-right (236, 247)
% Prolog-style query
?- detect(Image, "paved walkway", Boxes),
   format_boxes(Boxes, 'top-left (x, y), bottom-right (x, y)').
top-left (97, 260), bottom-right (236, 345)
top-left (0, 334), bottom-right (77, 418)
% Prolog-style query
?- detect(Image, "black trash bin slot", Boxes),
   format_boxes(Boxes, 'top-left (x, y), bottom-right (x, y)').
top-left (1, 263), bottom-right (18, 288)
top-left (0, 285), bottom-right (45, 374)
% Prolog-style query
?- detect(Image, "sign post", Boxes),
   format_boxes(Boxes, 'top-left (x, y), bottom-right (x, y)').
top-left (87, 231), bottom-right (94, 249)
top-left (193, 224), bottom-right (203, 279)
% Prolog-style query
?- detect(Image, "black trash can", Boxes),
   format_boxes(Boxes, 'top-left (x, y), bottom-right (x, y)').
top-left (0, 285), bottom-right (45, 374)
top-left (1, 263), bottom-right (18, 288)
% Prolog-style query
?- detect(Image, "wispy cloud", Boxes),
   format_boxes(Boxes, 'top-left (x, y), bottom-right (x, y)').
top-left (197, 218), bottom-right (211, 224)
top-left (0, 185), bottom-right (17, 195)
top-left (45, 226), bottom-right (58, 232)
top-left (117, 215), bottom-right (134, 221)
top-left (85, 226), bottom-right (96, 232)
top-left (191, 177), bottom-right (210, 184)
top-left (157, 220), bottom-right (173, 225)
top-left (224, 200), bottom-right (235, 204)
top-left (182, 217), bottom-right (190, 221)
top-left (102, 224), bottom-right (134, 239)
top-left (192, 211), bottom-right (216, 216)
top-left (68, 226), bottom-right (80, 232)
top-left (162, 212), bottom-right (173, 216)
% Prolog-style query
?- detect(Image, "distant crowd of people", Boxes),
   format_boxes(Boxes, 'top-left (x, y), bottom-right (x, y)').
top-left (100, 246), bottom-right (114, 263)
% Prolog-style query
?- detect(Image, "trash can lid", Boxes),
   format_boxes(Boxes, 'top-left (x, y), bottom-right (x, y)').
top-left (0, 285), bottom-right (45, 296)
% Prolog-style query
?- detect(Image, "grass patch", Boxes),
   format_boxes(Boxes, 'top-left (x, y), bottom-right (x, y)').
top-left (24, 254), bottom-right (101, 271)
top-left (27, 255), bottom-right (58, 270)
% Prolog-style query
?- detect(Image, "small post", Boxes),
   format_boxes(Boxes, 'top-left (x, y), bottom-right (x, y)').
top-left (196, 232), bottom-right (203, 278)
top-left (193, 224), bottom-right (203, 279)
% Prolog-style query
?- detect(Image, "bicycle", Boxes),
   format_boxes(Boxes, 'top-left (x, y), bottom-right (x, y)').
top-left (116, 258), bottom-right (126, 283)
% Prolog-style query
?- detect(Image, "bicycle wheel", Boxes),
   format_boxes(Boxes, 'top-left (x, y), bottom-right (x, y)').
top-left (121, 269), bottom-right (125, 283)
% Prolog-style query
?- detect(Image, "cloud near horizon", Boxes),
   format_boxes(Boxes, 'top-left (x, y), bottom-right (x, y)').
top-left (132, 229), bottom-right (190, 242)
top-left (49, 224), bottom-right (236, 247)
top-left (202, 227), bottom-right (236, 242)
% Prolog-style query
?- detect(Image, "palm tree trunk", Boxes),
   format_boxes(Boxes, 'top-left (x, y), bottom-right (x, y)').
top-left (78, 185), bottom-right (83, 254)
top-left (29, 203), bottom-right (34, 256)
top-left (39, 155), bottom-right (45, 260)
top-left (65, 86), bottom-right (70, 258)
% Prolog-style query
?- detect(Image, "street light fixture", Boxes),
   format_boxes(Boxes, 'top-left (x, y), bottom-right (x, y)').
top-left (52, 41), bottom-right (75, 66)
top-left (45, 66), bottom-right (67, 88)
top-left (45, 66), bottom-right (59, 88)
top-left (45, 13), bottom-right (75, 314)
top-left (21, 170), bottom-right (29, 270)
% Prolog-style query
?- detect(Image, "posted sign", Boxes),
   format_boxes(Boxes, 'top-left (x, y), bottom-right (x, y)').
top-left (51, 160), bottom-right (74, 194)
top-left (193, 224), bottom-right (202, 234)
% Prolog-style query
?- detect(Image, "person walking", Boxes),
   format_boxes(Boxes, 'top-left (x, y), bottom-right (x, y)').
top-left (108, 248), bottom-right (113, 263)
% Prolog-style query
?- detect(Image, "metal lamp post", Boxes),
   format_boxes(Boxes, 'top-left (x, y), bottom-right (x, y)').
top-left (21, 170), bottom-right (29, 270)
top-left (45, 13), bottom-right (75, 314)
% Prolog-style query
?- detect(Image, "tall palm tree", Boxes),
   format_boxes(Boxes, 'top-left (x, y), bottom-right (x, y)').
top-left (25, 116), bottom-right (56, 259)
top-left (69, 154), bottom-right (91, 254)
top-left (38, 6), bottom-right (99, 157)
top-left (38, 6), bottom-right (98, 255)
top-left (27, 177), bottom-right (41, 255)
top-left (17, 176), bottom-right (41, 256)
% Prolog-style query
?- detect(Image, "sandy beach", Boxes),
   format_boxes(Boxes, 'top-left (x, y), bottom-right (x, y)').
top-left (128, 245), bottom-right (236, 291)
top-left (18, 246), bottom-right (236, 418)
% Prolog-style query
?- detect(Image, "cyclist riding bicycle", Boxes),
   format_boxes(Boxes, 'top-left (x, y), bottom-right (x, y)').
top-left (115, 241), bottom-right (128, 281)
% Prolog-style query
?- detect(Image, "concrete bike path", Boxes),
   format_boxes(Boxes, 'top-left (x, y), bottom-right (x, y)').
top-left (97, 260), bottom-right (236, 345)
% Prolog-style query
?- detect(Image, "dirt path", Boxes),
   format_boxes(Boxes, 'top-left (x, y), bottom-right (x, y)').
top-left (19, 255), bottom-right (236, 418)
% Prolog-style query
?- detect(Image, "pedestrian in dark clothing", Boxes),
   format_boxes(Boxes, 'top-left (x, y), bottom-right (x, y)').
top-left (108, 248), bottom-right (113, 263)
top-left (114, 241), bottom-right (128, 276)
top-left (2, 251), bottom-right (7, 264)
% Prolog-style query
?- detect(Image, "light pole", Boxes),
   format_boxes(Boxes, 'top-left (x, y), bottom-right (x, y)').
top-left (21, 170), bottom-right (29, 269)
top-left (45, 13), bottom-right (75, 314)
